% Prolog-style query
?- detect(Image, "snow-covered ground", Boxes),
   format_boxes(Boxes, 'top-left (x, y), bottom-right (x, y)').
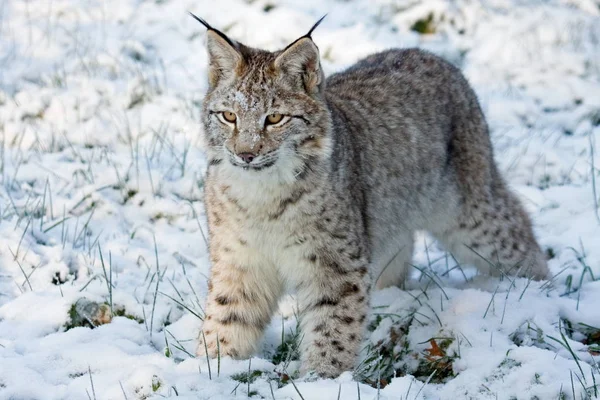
top-left (1, 0), bottom-right (600, 399)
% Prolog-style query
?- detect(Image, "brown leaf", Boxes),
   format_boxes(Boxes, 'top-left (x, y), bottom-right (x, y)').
top-left (424, 339), bottom-right (445, 360)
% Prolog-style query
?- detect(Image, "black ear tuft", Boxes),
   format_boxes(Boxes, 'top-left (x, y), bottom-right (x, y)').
top-left (283, 15), bottom-right (327, 52)
top-left (188, 12), bottom-right (212, 30)
top-left (306, 14), bottom-right (327, 38)
top-left (188, 12), bottom-right (237, 49)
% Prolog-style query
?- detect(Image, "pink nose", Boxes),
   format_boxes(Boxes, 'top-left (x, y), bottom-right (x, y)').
top-left (237, 152), bottom-right (255, 163)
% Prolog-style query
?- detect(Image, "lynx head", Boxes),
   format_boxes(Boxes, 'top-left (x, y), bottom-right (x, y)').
top-left (192, 14), bottom-right (332, 183)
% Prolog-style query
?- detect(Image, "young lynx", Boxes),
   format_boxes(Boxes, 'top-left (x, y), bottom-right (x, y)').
top-left (191, 14), bottom-right (549, 378)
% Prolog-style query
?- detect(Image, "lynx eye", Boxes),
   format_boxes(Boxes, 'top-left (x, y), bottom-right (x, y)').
top-left (266, 113), bottom-right (283, 125)
top-left (222, 111), bottom-right (237, 123)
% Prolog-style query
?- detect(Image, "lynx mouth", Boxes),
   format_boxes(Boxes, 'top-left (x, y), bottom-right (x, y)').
top-left (227, 150), bottom-right (278, 171)
top-left (229, 158), bottom-right (277, 171)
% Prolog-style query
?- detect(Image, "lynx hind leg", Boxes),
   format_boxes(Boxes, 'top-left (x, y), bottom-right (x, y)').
top-left (375, 233), bottom-right (414, 289)
top-left (437, 185), bottom-right (548, 280)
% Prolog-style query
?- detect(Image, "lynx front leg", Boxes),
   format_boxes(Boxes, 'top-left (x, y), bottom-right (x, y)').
top-left (197, 246), bottom-right (282, 359)
top-left (295, 257), bottom-right (371, 378)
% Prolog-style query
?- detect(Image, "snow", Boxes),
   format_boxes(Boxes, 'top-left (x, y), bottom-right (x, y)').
top-left (1, 0), bottom-right (599, 399)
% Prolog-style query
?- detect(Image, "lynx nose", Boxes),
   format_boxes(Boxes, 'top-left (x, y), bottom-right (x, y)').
top-left (237, 152), bottom-right (256, 164)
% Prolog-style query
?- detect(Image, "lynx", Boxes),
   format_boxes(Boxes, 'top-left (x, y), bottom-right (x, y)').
top-left (191, 14), bottom-right (549, 378)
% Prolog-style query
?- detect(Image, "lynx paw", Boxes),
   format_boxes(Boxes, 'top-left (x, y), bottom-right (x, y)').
top-left (196, 328), bottom-right (241, 359)
top-left (196, 320), bottom-right (260, 360)
top-left (523, 255), bottom-right (550, 281)
top-left (196, 329), bottom-right (219, 358)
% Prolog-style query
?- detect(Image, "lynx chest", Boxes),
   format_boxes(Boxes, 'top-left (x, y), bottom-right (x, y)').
top-left (205, 173), bottom-right (325, 283)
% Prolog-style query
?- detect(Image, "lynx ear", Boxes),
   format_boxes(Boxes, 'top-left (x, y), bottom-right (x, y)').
top-left (206, 31), bottom-right (244, 86)
top-left (275, 16), bottom-right (326, 93)
top-left (189, 13), bottom-right (243, 87)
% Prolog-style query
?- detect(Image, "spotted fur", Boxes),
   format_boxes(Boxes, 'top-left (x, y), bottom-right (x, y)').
top-left (193, 18), bottom-right (548, 378)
